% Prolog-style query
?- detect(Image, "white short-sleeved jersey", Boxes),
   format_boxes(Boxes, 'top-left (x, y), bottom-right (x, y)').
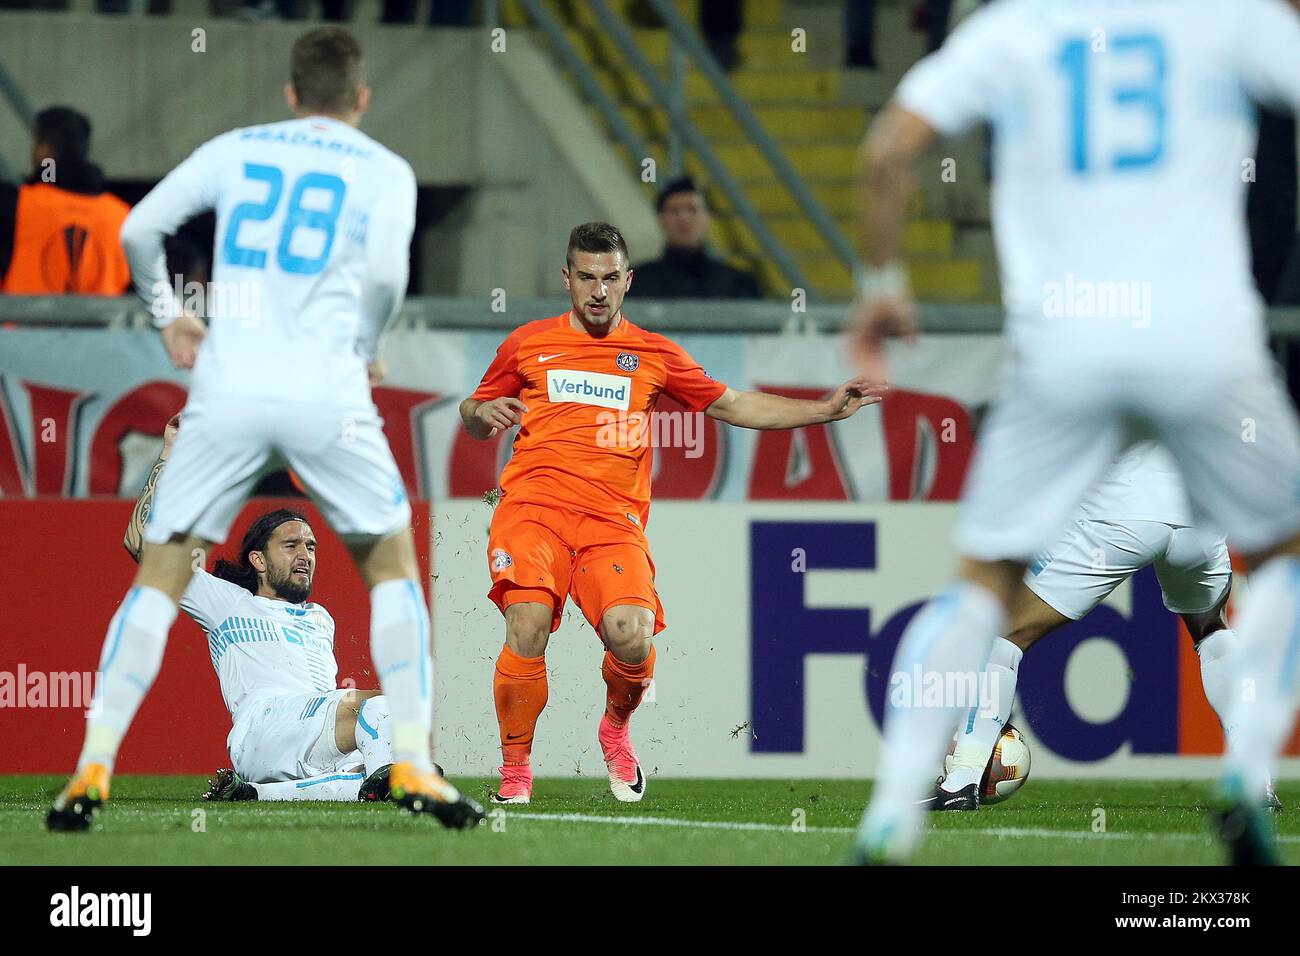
top-left (121, 116), bottom-right (417, 407)
top-left (896, 0), bottom-right (1300, 373)
top-left (179, 569), bottom-right (339, 716)
top-left (1077, 441), bottom-right (1191, 527)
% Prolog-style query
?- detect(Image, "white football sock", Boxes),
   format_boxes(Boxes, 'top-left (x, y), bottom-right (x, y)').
top-left (355, 695), bottom-right (394, 775)
top-left (1223, 557), bottom-right (1300, 799)
top-left (1195, 628), bottom-right (1238, 735)
top-left (369, 578), bottom-right (433, 772)
top-left (858, 581), bottom-right (1006, 859)
top-left (943, 636), bottom-right (1023, 793)
top-left (251, 772), bottom-right (365, 802)
top-left (79, 586), bottom-right (178, 773)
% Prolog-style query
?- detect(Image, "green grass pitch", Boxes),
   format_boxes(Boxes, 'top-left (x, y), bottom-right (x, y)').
top-left (2, 776), bottom-right (1296, 865)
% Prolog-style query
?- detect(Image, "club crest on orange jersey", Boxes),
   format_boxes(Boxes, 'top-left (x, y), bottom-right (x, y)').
top-left (491, 549), bottom-right (513, 572)
top-left (616, 352), bottom-right (639, 372)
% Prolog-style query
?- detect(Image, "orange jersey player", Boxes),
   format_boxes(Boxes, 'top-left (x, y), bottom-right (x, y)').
top-left (459, 221), bottom-right (886, 805)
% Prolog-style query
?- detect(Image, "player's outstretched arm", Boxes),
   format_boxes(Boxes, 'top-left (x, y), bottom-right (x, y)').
top-left (459, 396), bottom-right (527, 440)
top-left (123, 413), bottom-right (181, 562)
top-left (704, 379), bottom-right (886, 430)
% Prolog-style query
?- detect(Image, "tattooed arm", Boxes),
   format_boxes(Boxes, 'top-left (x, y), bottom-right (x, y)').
top-left (123, 413), bottom-right (181, 562)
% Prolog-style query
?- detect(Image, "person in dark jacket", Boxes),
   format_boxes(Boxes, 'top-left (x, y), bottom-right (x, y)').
top-left (632, 178), bottom-right (762, 299)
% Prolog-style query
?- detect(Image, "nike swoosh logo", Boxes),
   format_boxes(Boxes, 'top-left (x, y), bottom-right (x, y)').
top-left (627, 765), bottom-right (645, 794)
top-left (538, 353), bottom-right (564, 363)
top-left (506, 732), bottom-right (527, 740)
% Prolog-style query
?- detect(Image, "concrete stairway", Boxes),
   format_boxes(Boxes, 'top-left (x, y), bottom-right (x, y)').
top-left (508, 0), bottom-right (995, 302)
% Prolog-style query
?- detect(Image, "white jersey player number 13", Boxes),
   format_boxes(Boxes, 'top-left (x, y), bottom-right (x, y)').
top-left (849, 0), bottom-right (1300, 865)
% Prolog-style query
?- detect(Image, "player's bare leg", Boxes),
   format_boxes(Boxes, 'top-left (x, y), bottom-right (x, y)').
top-left (926, 586), bottom-right (1065, 811)
top-left (348, 529), bottom-right (483, 829)
top-left (1216, 533), bottom-right (1300, 864)
top-left (855, 557), bottom-right (1023, 863)
top-left (331, 689), bottom-right (402, 802)
top-left (333, 688), bottom-right (382, 754)
top-left (492, 600), bottom-right (552, 804)
top-left (47, 534), bottom-right (204, 832)
top-left (597, 604), bottom-right (656, 802)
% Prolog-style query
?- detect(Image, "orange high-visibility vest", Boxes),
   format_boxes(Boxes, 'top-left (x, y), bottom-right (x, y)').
top-left (2, 182), bottom-right (131, 294)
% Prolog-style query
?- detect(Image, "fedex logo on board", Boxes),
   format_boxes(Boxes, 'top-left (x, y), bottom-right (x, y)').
top-left (746, 520), bottom-right (1231, 762)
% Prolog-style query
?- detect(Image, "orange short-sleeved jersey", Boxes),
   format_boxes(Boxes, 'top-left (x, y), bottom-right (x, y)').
top-left (471, 312), bottom-right (727, 525)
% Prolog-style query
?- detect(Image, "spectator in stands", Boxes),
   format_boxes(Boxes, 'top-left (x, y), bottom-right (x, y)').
top-left (1247, 107), bottom-right (1300, 403)
top-left (628, 0), bottom-right (743, 71)
top-left (915, 0), bottom-right (955, 54)
top-left (233, 0), bottom-right (472, 24)
top-left (632, 177), bottom-right (761, 299)
top-left (845, 1), bottom-right (877, 69)
top-left (1248, 109), bottom-right (1299, 305)
top-left (0, 106), bottom-right (131, 295)
top-left (381, 0), bottom-right (472, 25)
top-left (846, 0), bottom-right (967, 71)
top-left (700, 0), bottom-right (743, 72)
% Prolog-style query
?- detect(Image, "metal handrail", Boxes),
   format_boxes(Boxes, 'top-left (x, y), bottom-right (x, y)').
top-left (581, 0), bottom-right (811, 295)
top-left (644, 0), bottom-right (858, 275)
top-left (6, 295), bottom-right (1300, 337)
top-left (0, 57), bottom-right (35, 184)
top-left (516, 0), bottom-right (653, 167)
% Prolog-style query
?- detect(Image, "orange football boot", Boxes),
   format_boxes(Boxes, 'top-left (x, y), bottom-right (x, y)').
top-left (389, 761), bottom-right (485, 829)
top-left (46, 763), bottom-right (112, 832)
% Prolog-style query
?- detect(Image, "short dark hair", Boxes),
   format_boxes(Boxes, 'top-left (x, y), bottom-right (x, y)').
top-left (33, 107), bottom-right (92, 164)
top-left (656, 176), bottom-right (705, 213)
top-left (566, 221), bottom-right (630, 266)
top-left (212, 509), bottom-right (312, 595)
top-left (290, 27), bottom-right (365, 114)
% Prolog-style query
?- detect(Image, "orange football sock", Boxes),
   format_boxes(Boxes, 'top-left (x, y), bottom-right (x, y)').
top-left (602, 644), bottom-right (657, 727)
top-left (494, 644), bottom-right (548, 766)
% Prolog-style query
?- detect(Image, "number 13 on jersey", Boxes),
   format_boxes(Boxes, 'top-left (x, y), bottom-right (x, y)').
top-left (1058, 33), bottom-right (1167, 174)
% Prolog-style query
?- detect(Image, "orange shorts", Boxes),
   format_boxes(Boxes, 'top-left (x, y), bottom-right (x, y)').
top-left (486, 500), bottom-right (666, 636)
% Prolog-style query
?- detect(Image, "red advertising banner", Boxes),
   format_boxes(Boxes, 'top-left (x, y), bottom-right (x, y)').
top-left (0, 498), bottom-right (431, 774)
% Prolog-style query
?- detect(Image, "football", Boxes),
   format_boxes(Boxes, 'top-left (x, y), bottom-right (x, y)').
top-left (945, 724), bottom-right (1033, 805)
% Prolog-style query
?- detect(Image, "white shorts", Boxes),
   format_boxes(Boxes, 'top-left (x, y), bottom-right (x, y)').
top-left (227, 688), bottom-right (363, 783)
top-left (1026, 519), bottom-right (1232, 621)
top-left (955, 363), bottom-right (1300, 560)
top-left (143, 396), bottom-right (412, 545)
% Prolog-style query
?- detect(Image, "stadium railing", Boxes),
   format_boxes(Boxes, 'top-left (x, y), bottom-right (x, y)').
top-left (512, 0), bottom-right (654, 191)
top-left (517, 0), bottom-right (813, 297)
top-left (641, 0), bottom-right (858, 277)
top-left (576, 0), bottom-right (811, 294)
top-left (0, 293), bottom-right (1003, 333)
top-left (5, 294), bottom-right (1300, 337)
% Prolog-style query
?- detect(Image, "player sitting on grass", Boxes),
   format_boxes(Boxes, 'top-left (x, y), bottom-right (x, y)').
top-left (927, 443), bottom-right (1279, 812)
top-left (123, 414), bottom-right (435, 803)
top-left (460, 221), bottom-right (886, 806)
top-left (47, 27), bottom-right (479, 833)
